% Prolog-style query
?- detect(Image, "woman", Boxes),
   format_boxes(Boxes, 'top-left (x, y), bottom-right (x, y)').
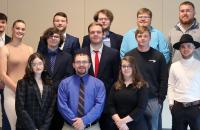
top-left (0, 19), bottom-right (33, 130)
top-left (109, 56), bottom-right (148, 130)
top-left (15, 53), bottom-right (55, 130)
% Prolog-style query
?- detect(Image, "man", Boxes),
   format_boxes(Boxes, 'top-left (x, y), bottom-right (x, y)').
top-left (57, 50), bottom-right (105, 130)
top-left (82, 9), bottom-right (123, 51)
top-left (121, 8), bottom-right (170, 63)
top-left (38, 27), bottom-right (73, 130)
top-left (0, 12), bottom-right (11, 130)
top-left (126, 26), bottom-right (168, 130)
top-left (168, 34), bottom-right (200, 130)
top-left (37, 12), bottom-right (80, 56)
top-left (83, 22), bottom-right (120, 129)
top-left (168, 1), bottom-right (200, 63)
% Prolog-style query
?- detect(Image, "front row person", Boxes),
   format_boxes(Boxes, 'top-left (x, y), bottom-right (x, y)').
top-left (57, 50), bottom-right (106, 130)
top-left (15, 53), bottom-right (56, 130)
top-left (168, 34), bottom-right (200, 130)
top-left (109, 56), bottom-right (148, 130)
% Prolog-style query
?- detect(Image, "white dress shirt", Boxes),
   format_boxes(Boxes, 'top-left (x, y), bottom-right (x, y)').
top-left (168, 56), bottom-right (200, 105)
top-left (90, 44), bottom-right (103, 72)
top-left (0, 32), bottom-right (6, 47)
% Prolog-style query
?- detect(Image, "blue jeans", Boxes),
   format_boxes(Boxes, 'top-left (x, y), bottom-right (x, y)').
top-left (1, 89), bottom-right (11, 130)
top-left (145, 98), bottom-right (161, 130)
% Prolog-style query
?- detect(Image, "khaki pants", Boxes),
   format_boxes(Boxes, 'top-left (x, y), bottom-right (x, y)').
top-left (62, 122), bottom-right (100, 130)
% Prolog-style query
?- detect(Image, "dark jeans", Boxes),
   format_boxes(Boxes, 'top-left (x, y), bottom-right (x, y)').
top-left (0, 89), bottom-right (11, 130)
top-left (171, 101), bottom-right (200, 130)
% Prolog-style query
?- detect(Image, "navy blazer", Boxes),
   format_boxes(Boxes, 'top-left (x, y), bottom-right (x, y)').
top-left (39, 49), bottom-right (74, 92)
top-left (82, 46), bottom-right (120, 112)
top-left (5, 34), bottom-right (11, 44)
top-left (16, 79), bottom-right (56, 130)
top-left (82, 31), bottom-right (123, 51)
top-left (37, 33), bottom-right (80, 56)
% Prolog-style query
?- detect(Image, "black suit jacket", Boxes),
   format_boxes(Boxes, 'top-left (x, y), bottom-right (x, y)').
top-left (16, 79), bottom-right (56, 130)
top-left (83, 45), bottom-right (120, 112)
top-left (5, 34), bottom-right (11, 44)
top-left (82, 31), bottom-right (123, 51)
top-left (37, 33), bottom-right (80, 56)
top-left (39, 49), bottom-right (74, 92)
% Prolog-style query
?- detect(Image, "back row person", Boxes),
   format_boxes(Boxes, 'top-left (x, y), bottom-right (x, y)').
top-left (120, 8), bottom-right (170, 63)
top-left (0, 20), bottom-right (33, 130)
top-left (37, 12), bottom-right (80, 56)
top-left (82, 9), bottom-right (123, 51)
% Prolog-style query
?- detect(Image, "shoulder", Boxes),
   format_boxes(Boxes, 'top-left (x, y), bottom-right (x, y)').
top-left (88, 76), bottom-right (105, 88)
top-left (125, 48), bottom-right (137, 56)
top-left (66, 33), bottom-right (79, 40)
top-left (109, 31), bottom-right (123, 38)
top-left (123, 28), bottom-right (136, 37)
top-left (23, 44), bottom-right (34, 53)
top-left (0, 45), bottom-right (9, 57)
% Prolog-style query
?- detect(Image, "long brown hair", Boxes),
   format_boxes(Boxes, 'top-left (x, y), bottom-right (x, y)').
top-left (114, 56), bottom-right (147, 90)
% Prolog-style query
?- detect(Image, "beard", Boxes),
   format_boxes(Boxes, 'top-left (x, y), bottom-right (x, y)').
top-left (179, 17), bottom-right (194, 25)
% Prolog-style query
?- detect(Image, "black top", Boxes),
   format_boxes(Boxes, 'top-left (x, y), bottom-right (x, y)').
top-left (109, 84), bottom-right (148, 121)
top-left (126, 48), bottom-right (168, 104)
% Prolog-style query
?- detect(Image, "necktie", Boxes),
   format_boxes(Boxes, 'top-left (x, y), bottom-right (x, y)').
top-left (49, 52), bottom-right (56, 73)
top-left (77, 77), bottom-right (84, 117)
top-left (94, 50), bottom-right (99, 77)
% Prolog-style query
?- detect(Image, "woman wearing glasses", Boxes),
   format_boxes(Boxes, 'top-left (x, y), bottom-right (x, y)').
top-left (109, 56), bottom-right (148, 130)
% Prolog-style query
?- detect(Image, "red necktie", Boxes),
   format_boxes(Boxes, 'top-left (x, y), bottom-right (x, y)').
top-left (94, 50), bottom-right (99, 77)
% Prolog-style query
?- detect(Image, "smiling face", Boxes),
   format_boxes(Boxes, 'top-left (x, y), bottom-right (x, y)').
top-left (12, 21), bottom-right (26, 40)
top-left (136, 31), bottom-right (151, 48)
top-left (0, 19), bottom-right (7, 34)
top-left (53, 15), bottom-right (67, 33)
top-left (179, 42), bottom-right (195, 59)
top-left (88, 24), bottom-right (103, 45)
top-left (47, 33), bottom-right (61, 49)
top-left (121, 60), bottom-right (133, 79)
top-left (137, 13), bottom-right (151, 27)
top-left (31, 57), bottom-right (44, 76)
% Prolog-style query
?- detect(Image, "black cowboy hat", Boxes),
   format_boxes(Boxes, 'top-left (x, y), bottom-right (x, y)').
top-left (173, 34), bottom-right (200, 50)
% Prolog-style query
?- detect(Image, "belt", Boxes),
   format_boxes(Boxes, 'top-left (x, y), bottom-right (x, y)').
top-left (85, 120), bottom-right (98, 128)
top-left (174, 100), bottom-right (200, 108)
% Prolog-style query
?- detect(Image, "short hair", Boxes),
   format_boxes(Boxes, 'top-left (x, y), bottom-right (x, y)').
top-left (73, 49), bottom-right (91, 63)
top-left (137, 8), bottom-right (152, 18)
top-left (0, 12), bottom-right (7, 22)
top-left (135, 26), bottom-right (151, 38)
top-left (12, 19), bottom-right (25, 28)
top-left (53, 12), bottom-right (68, 21)
top-left (88, 22), bottom-right (104, 33)
top-left (180, 1), bottom-right (195, 9)
top-left (93, 9), bottom-right (114, 23)
top-left (42, 27), bottom-right (64, 47)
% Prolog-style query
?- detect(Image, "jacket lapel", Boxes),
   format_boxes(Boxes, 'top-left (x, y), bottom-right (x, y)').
top-left (97, 45), bottom-right (107, 78)
top-left (33, 80), bottom-right (43, 107)
top-left (41, 84), bottom-right (49, 108)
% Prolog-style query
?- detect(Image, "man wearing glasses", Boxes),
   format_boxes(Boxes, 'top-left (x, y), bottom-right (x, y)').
top-left (120, 8), bottom-right (170, 64)
top-left (57, 49), bottom-right (105, 130)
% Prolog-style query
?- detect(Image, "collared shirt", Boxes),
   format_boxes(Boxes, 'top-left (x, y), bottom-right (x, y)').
top-left (60, 32), bottom-right (66, 50)
top-left (120, 26), bottom-right (170, 63)
top-left (0, 32), bottom-right (6, 47)
top-left (57, 74), bottom-right (105, 126)
top-left (103, 31), bottom-right (111, 47)
top-left (90, 44), bottom-right (103, 72)
top-left (168, 19), bottom-right (200, 62)
top-left (47, 48), bottom-right (59, 72)
top-left (168, 56), bottom-right (200, 105)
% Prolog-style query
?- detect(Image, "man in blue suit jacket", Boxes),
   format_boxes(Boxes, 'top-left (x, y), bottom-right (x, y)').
top-left (82, 9), bottom-right (123, 51)
top-left (37, 12), bottom-right (80, 56)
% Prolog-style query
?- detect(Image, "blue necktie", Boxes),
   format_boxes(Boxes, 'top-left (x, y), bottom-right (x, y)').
top-left (49, 52), bottom-right (56, 73)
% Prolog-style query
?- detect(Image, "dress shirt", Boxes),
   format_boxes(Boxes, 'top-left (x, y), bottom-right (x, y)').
top-left (0, 32), bottom-right (5, 47)
top-left (60, 32), bottom-right (66, 50)
top-left (90, 44), bottom-right (103, 72)
top-left (120, 26), bottom-right (170, 63)
top-left (57, 74), bottom-right (105, 126)
top-left (103, 31), bottom-right (111, 47)
top-left (168, 56), bottom-right (200, 105)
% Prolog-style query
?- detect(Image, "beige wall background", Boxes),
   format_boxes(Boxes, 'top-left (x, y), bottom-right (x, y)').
top-left (0, 0), bottom-right (200, 128)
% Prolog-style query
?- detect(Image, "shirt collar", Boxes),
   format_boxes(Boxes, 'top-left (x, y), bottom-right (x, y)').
top-left (90, 43), bottom-right (103, 54)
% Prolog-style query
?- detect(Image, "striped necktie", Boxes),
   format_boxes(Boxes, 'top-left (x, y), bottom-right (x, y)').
top-left (77, 77), bottom-right (85, 117)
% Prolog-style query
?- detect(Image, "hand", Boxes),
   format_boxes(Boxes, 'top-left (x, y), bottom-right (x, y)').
top-left (119, 123), bottom-right (129, 130)
top-left (72, 118), bottom-right (85, 130)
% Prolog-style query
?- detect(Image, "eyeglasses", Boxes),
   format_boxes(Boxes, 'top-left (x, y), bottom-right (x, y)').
top-left (121, 65), bottom-right (131, 69)
top-left (98, 18), bottom-right (109, 21)
top-left (137, 16), bottom-right (151, 19)
top-left (31, 62), bottom-right (44, 67)
top-left (74, 61), bottom-right (89, 65)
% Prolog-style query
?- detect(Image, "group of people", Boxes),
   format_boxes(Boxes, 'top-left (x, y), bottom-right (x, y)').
top-left (0, 1), bottom-right (200, 130)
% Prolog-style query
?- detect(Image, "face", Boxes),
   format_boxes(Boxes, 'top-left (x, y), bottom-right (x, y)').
top-left (97, 12), bottom-right (111, 30)
top-left (137, 13), bottom-right (151, 27)
top-left (47, 33), bottom-right (60, 49)
top-left (31, 57), bottom-right (44, 75)
top-left (53, 15), bottom-right (67, 32)
top-left (121, 60), bottom-right (133, 78)
top-left (12, 22), bottom-right (26, 39)
top-left (73, 55), bottom-right (91, 76)
top-left (179, 43), bottom-right (195, 59)
top-left (0, 20), bottom-right (7, 33)
top-left (179, 4), bottom-right (195, 25)
top-left (89, 25), bottom-right (103, 45)
top-left (136, 31), bottom-right (151, 48)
